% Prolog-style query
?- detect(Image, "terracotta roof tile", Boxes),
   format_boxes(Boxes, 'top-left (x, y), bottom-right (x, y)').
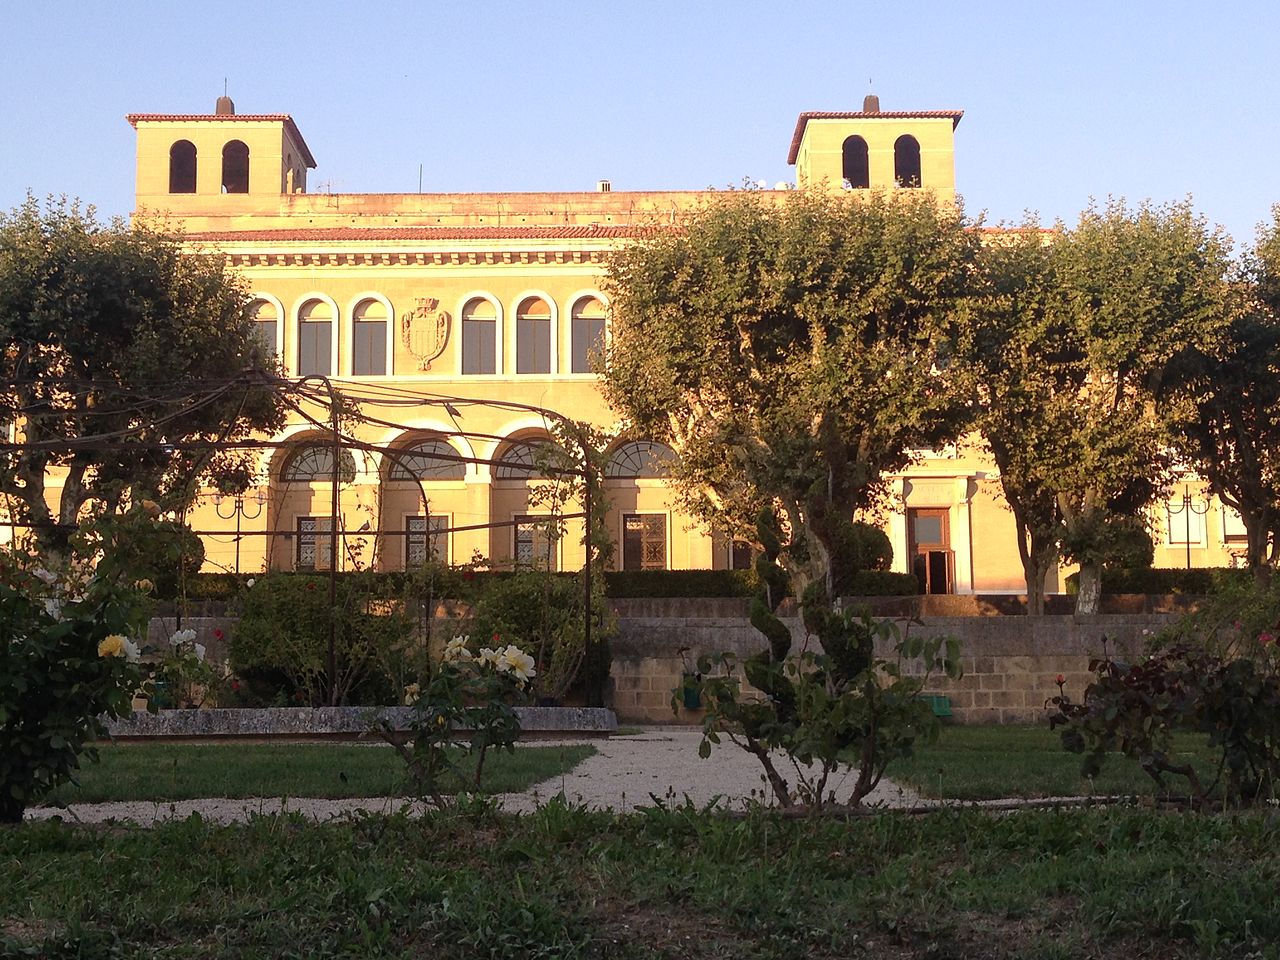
top-left (787, 110), bottom-right (964, 164)
top-left (124, 113), bottom-right (316, 168)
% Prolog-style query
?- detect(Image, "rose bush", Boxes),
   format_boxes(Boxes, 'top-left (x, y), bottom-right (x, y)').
top-left (1050, 629), bottom-right (1280, 804)
top-left (0, 512), bottom-right (154, 823)
top-left (376, 634), bottom-right (534, 807)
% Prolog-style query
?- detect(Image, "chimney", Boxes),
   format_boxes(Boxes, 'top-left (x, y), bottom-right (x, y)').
top-left (863, 93), bottom-right (880, 113)
top-left (596, 179), bottom-right (611, 193)
top-left (215, 95), bottom-right (235, 116)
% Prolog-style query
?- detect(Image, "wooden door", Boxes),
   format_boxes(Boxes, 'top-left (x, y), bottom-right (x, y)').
top-left (907, 508), bottom-right (953, 594)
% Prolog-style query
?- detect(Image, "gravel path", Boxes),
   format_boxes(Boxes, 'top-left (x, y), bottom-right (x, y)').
top-left (24, 728), bottom-right (925, 826)
top-left (506, 727), bottom-right (926, 813)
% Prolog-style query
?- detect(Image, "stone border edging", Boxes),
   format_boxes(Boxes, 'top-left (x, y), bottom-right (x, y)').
top-left (105, 706), bottom-right (617, 739)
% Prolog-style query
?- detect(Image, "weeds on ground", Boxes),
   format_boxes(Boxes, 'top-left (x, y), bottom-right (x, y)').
top-left (4, 806), bottom-right (1280, 958)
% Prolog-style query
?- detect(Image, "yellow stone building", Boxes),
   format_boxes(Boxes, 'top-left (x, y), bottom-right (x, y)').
top-left (121, 95), bottom-right (1246, 591)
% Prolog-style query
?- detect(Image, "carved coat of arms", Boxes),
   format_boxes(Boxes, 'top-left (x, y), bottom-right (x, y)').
top-left (400, 297), bottom-right (451, 370)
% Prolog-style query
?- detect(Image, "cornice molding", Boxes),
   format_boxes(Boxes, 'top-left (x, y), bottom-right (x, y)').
top-left (216, 249), bottom-right (607, 268)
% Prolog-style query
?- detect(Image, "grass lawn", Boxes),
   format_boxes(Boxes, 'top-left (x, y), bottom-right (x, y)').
top-left (887, 724), bottom-right (1221, 801)
top-left (38, 741), bottom-right (595, 805)
top-left (4, 805), bottom-right (1278, 958)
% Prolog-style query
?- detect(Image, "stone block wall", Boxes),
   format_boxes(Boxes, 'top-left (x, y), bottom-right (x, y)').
top-left (147, 598), bottom-right (1184, 726)
top-left (607, 600), bottom-right (1176, 725)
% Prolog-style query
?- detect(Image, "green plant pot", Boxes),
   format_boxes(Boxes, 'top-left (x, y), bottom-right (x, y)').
top-left (150, 680), bottom-right (175, 710)
top-left (681, 675), bottom-right (702, 710)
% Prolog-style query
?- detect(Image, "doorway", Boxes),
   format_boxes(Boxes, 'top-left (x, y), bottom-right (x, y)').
top-left (908, 507), bottom-right (953, 594)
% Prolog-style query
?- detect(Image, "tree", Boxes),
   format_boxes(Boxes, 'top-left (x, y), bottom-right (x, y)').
top-left (1162, 212), bottom-right (1280, 584)
top-left (0, 197), bottom-right (284, 557)
top-left (966, 231), bottom-right (1064, 614)
top-left (970, 201), bottom-right (1232, 614)
top-left (602, 188), bottom-right (978, 612)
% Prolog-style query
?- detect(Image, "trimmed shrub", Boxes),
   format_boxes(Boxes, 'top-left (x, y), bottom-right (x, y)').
top-left (603, 569), bottom-right (761, 598)
top-left (843, 570), bottom-right (919, 597)
top-left (1065, 567), bottom-right (1253, 595)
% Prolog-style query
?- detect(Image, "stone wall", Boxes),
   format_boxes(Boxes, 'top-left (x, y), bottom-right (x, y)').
top-left (607, 598), bottom-right (1176, 725)
top-left (149, 597), bottom-right (1185, 726)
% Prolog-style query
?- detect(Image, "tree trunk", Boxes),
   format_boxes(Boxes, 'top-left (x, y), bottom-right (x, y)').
top-left (0, 795), bottom-right (24, 825)
top-left (1074, 562), bottom-right (1103, 615)
top-left (1023, 554), bottom-right (1047, 616)
top-left (1245, 516), bottom-right (1272, 589)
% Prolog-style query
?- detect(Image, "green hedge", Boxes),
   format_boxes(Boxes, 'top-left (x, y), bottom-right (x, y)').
top-left (602, 569), bottom-right (760, 598)
top-left (842, 570), bottom-right (920, 597)
top-left (165, 566), bottom-right (920, 602)
top-left (1064, 567), bottom-right (1254, 595)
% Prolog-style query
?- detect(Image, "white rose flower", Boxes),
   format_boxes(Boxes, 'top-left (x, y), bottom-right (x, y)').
top-left (500, 645), bottom-right (537, 685)
top-left (443, 635), bottom-right (471, 662)
top-left (246, 578), bottom-right (256, 588)
top-left (478, 647), bottom-right (503, 669)
top-left (194, 643), bottom-right (207, 662)
top-left (170, 628), bottom-right (197, 646)
top-left (122, 638), bottom-right (142, 663)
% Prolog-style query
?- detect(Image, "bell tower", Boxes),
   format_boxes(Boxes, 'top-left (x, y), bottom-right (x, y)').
top-left (126, 96), bottom-right (316, 228)
top-left (788, 95), bottom-right (963, 203)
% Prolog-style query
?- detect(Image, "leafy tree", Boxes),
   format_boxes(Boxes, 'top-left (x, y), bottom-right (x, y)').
top-left (1162, 212), bottom-right (1280, 585)
top-left (0, 197), bottom-right (284, 558)
top-left (966, 231), bottom-right (1064, 614)
top-left (602, 188), bottom-right (978, 616)
top-left (969, 202), bottom-right (1231, 614)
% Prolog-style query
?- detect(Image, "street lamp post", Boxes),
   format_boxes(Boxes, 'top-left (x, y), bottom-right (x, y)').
top-left (213, 489), bottom-right (268, 574)
top-left (1168, 488), bottom-right (1210, 570)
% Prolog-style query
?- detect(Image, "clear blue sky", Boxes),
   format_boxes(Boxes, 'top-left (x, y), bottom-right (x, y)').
top-left (2, 0), bottom-right (1277, 247)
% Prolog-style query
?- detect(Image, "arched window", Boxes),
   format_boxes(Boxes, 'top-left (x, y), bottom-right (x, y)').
top-left (516, 296), bottom-right (552, 374)
top-left (222, 140), bottom-right (250, 194)
top-left (387, 439), bottom-right (466, 480)
top-left (249, 299), bottom-right (278, 358)
top-left (297, 299), bottom-right (333, 376)
top-left (570, 296), bottom-right (606, 373)
top-left (351, 298), bottom-right (388, 376)
top-left (495, 437), bottom-right (559, 480)
top-left (894, 135), bottom-right (922, 188)
top-left (841, 136), bottom-right (869, 189)
top-left (606, 441), bottom-right (676, 479)
top-left (461, 297), bottom-right (497, 374)
top-left (169, 140), bottom-right (197, 193)
top-left (281, 445), bottom-right (356, 483)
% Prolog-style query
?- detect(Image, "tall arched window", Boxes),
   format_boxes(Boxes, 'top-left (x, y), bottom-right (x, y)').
top-left (516, 296), bottom-right (552, 374)
top-left (841, 135), bottom-right (870, 189)
top-left (280, 445), bottom-right (356, 483)
top-left (351, 298), bottom-right (388, 376)
top-left (297, 299), bottom-right (334, 376)
top-left (606, 441), bottom-right (676, 479)
top-left (249, 299), bottom-right (278, 358)
top-left (894, 135), bottom-right (922, 188)
top-left (169, 140), bottom-right (197, 193)
top-left (387, 439), bottom-right (466, 480)
top-left (461, 297), bottom-right (497, 374)
top-left (222, 140), bottom-right (250, 193)
top-left (570, 296), bottom-right (606, 373)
